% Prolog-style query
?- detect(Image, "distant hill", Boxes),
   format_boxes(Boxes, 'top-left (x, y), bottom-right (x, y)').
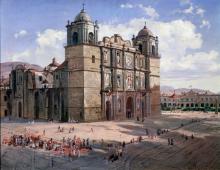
top-left (0, 62), bottom-right (43, 79)
top-left (160, 85), bottom-right (175, 94)
top-left (161, 85), bottom-right (215, 95)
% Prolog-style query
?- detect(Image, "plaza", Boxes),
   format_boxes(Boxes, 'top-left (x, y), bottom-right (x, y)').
top-left (1, 111), bottom-right (220, 170)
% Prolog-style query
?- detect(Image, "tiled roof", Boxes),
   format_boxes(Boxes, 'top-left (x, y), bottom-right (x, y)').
top-left (55, 61), bottom-right (68, 71)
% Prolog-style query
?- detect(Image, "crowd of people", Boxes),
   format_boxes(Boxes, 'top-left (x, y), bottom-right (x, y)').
top-left (2, 118), bottom-right (199, 164)
top-left (3, 126), bottom-right (93, 159)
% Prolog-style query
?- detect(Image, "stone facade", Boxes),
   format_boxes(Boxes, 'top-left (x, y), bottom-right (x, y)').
top-left (2, 8), bottom-right (161, 122)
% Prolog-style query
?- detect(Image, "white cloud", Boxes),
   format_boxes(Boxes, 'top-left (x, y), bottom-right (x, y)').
top-left (11, 29), bottom-right (66, 66)
top-left (120, 3), bottom-right (134, 9)
top-left (200, 19), bottom-right (211, 29)
top-left (182, 4), bottom-right (194, 14)
top-left (177, 50), bottom-right (220, 72)
top-left (120, 3), bottom-right (159, 20)
top-left (196, 8), bottom-right (205, 17)
top-left (14, 30), bottom-right (27, 39)
top-left (11, 50), bottom-right (31, 62)
top-left (178, 2), bottom-right (206, 19)
top-left (138, 4), bottom-right (159, 20)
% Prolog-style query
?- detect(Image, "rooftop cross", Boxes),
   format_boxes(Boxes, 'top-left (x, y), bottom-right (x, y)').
top-left (82, 3), bottom-right (85, 11)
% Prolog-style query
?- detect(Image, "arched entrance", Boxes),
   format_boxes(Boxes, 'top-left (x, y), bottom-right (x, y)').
top-left (106, 101), bottom-right (111, 121)
top-left (126, 97), bottom-right (133, 119)
top-left (18, 102), bottom-right (22, 117)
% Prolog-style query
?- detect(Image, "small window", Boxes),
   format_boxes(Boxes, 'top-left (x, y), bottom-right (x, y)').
top-left (117, 75), bottom-right (121, 87)
top-left (92, 55), bottom-right (95, 63)
top-left (116, 52), bottom-right (120, 65)
top-left (39, 76), bottom-right (42, 81)
top-left (56, 75), bottom-right (59, 80)
top-left (4, 96), bottom-right (7, 101)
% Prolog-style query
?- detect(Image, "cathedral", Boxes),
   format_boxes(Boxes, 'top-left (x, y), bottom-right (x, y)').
top-left (1, 7), bottom-right (161, 121)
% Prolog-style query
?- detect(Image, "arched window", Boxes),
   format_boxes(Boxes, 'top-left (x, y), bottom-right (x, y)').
top-left (89, 32), bottom-right (94, 44)
top-left (116, 52), bottom-right (121, 65)
top-left (72, 32), bottom-right (78, 45)
top-left (138, 44), bottom-right (143, 53)
top-left (152, 45), bottom-right (155, 55)
top-left (117, 75), bottom-right (121, 88)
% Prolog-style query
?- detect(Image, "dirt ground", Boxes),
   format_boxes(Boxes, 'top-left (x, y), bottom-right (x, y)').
top-left (1, 111), bottom-right (220, 170)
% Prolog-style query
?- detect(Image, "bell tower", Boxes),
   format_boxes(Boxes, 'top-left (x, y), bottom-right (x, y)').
top-left (66, 5), bottom-right (99, 46)
top-left (133, 24), bottom-right (161, 116)
top-left (64, 6), bottom-right (101, 122)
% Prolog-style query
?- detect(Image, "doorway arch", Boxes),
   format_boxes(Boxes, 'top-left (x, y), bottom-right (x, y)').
top-left (18, 102), bottom-right (22, 117)
top-left (106, 101), bottom-right (111, 121)
top-left (126, 97), bottom-right (133, 119)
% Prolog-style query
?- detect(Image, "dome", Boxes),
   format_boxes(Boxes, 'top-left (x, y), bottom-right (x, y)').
top-left (137, 26), bottom-right (153, 37)
top-left (48, 57), bottom-right (59, 67)
top-left (74, 9), bottom-right (92, 22)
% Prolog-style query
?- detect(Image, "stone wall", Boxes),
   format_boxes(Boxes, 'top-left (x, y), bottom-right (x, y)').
top-left (150, 57), bottom-right (161, 116)
top-left (0, 89), bottom-right (8, 117)
top-left (83, 45), bottom-right (102, 121)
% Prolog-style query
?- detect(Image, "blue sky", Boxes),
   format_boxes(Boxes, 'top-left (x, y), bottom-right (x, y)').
top-left (1, 0), bottom-right (220, 92)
